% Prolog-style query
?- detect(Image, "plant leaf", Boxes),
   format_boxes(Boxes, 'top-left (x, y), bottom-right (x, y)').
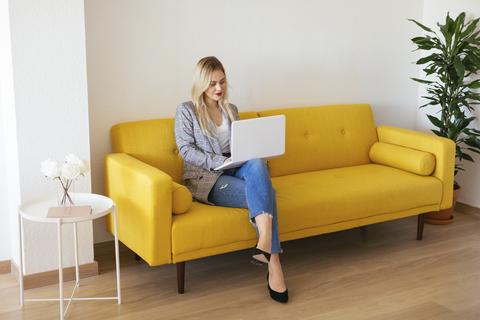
top-left (467, 52), bottom-right (480, 66)
top-left (454, 12), bottom-right (466, 38)
top-left (460, 18), bottom-right (479, 39)
top-left (411, 77), bottom-right (434, 84)
top-left (427, 114), bottom-right (444, 129)
top-left (409, 19), bottom-right (434, 33)
top-left (469, 80), bottom-right (480, 89)
top-left (465, 136), bottom-right (480, 148)
top-left (416, 54), bottom-right (439, 65)
top-left (467, 148), bottom-right (480, 154)
top-left (456, 145), bottom-right (463, 160)
top-left (446, 12), bottom-right (456, 33)
top-left (439, 18), bottom-right (453, 47)
top-left (454, 56), bottom-right (465, 79)
top-left (461, 153), bottom-right (474, 162)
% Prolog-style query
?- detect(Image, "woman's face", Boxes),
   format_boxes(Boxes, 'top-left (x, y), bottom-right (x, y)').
top-left (204, 69), bottom-right (226, 106)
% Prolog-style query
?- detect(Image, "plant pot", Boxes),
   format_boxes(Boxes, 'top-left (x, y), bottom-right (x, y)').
top-left (425, 185), bottom-right (461, 225)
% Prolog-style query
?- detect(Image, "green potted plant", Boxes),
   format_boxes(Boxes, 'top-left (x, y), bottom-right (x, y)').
top-left (409, 12), bottom-right (480, 224)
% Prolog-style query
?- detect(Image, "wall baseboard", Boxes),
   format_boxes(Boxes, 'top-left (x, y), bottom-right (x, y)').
top-left (94, 240), bottom-right (130, 257)
top-left (455, 201), bottom-right (480, 218)
top-left (5, 240), bottom-right (129, 290)
top-left (11, 260), bottom-right (98, 290)
top-left (0, 260), bottom-right (11, 274)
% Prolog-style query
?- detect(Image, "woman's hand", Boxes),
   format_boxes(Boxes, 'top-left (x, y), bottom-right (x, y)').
top-left (224, 157), bottom-right (232, 164)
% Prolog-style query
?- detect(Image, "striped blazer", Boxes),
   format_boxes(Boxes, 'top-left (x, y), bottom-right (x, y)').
top-left (174, 101), bottom-right (239, 204)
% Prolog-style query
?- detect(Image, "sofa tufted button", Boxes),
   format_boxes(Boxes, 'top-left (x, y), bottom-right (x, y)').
top-left (342, 130), bottom-right (346, 135)
top-left (305, 134), bottom-right (309, 138)
top-left (175, 150), bottom-right (179, 154)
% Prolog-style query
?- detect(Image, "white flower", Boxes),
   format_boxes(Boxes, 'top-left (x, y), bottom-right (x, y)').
top-left (40, 159), bottom-right (62, 179)
top-left (62, 163), bottom-right (80, 180)
top-left (65, 154), bottom-right (82, 164)
top-left (41, 154), bottom-right (89, 182)
top-left (65, 154), bottom-right (90, 174)
top-left (77, 159), bottom-right (90, 174)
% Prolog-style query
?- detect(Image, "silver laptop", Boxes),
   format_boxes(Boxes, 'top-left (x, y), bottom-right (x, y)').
top-left (214, 115), bottom-right (286, 171)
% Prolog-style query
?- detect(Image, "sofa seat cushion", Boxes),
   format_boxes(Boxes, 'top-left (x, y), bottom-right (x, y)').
top-left (171, 164), bottom-right (442, 257)
top-left (172, 202), bottom-right (257, 256)
top-left (272, 164), bottom-right (442, 234)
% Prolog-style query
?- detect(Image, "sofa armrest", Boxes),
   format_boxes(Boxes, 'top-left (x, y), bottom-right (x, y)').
top-left (105, 153), bottom-right (173, 266)
top-left (376, 126), bottom-right (455, 210)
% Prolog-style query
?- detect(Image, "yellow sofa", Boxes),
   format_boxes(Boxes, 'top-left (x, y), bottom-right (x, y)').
top-left (104, 104), bottom-right (455, 293)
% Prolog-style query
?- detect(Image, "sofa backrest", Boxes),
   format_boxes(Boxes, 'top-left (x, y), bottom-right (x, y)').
top-left (260, 104), bottom-right (378, 177)
top-left (111, 118), bottom-right (185, 183)
top-left (110, 105), bottom-right (377, 181)
top-left (110, 111), bottom-right (258, 184)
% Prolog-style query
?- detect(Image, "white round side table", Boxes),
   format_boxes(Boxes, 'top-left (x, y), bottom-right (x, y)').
top-left (18, 193), bottom-right (121, 320)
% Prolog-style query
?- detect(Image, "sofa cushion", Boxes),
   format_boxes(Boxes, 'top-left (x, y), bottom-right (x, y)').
top-left (172, 182), bottom-right (192, 214)
top-left (111, 118), bottom-right (185, 183)
top-left (110, 111), bottom-right (259, 185)
top-left (171, 164), bottom-right (442, 256)
top-left (258, 104), bottom-right (378, 177)
top-left (172, 203), bottom-right (257, 256)
top-left (272, 164), bottom-right (442, 235)
top-left (369, 142), bottom-right (435, 176)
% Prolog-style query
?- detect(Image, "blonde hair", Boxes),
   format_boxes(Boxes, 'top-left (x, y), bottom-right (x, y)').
top-left (191, 56), bottom-right (237, 138)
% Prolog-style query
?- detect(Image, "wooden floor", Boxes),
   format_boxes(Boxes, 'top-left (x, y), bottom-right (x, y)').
top-left (2, 209), bottom-right (480, 319)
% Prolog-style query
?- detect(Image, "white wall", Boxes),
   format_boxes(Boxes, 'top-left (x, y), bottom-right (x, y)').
top-left (417, 0), bottom-right (480, 207)
top-left (0, 97), bottom-right (12, 262)
top-left (0, 0), bottom-right (16, 263)
top-left (85, 0), bottom-right (425, 243)
top-left (2, 0), bottom-right (93, 274)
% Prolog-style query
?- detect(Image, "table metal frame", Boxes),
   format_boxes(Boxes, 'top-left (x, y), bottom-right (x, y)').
top-left (18, 193), bottom-right (121, 320)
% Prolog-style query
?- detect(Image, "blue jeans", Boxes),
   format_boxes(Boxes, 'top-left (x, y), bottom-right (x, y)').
top-left (208, 158), bottom-right (282, 254)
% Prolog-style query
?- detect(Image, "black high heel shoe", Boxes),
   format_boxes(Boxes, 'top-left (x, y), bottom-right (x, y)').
top-left (267, 272), bottom-right (288, 303)
top-left (251, 244), bottom-right (271, 266)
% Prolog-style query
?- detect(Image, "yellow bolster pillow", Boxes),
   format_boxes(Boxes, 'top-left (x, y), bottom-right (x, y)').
top-left (369, 142), bottom-right (435, 176)
top-left (172, 182), bottom-right (192, 214)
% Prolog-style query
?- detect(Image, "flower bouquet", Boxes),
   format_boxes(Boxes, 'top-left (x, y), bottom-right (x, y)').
top-left (41, 154), bottom-right (90, 206)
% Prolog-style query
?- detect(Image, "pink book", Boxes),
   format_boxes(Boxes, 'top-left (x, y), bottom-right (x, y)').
top-left (47, 205), bottom-right (92, 218)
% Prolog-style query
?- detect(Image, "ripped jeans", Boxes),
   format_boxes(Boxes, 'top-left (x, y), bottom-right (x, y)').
top-left (207, 158), bottom-right (282, 254)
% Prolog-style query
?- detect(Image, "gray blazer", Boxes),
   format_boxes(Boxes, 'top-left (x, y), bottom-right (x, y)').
top-left (174, 101), bottom-right (239, 204)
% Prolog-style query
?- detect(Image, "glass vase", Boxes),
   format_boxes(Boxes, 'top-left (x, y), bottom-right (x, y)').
top-left (58, 179), bottom-right (75, 206)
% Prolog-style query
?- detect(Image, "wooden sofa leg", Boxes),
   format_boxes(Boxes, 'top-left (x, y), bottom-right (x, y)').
top-left (417, 213), bottom-right (426, 240)
top-left (177, 262), bottom-right (185, 294)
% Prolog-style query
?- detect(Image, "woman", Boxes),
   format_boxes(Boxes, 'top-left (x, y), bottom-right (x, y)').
top-left (174, 56), bottom-right (288, 303)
